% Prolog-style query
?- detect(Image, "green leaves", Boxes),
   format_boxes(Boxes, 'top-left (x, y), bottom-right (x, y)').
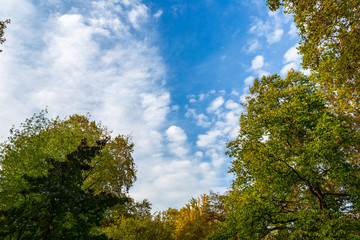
top-left (0, 139), bottom-right (122, 239)
top-left (219, 71), bottom-right (360, 239)
top-left (266, 0), bottom-right (360, 123)
top-left (0, 112), bottom-right (136, 209)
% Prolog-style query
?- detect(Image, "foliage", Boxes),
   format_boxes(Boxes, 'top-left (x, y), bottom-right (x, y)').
top-left (102, 213), bottom-right (174, 240)
top-left (0, 139), bottom-right (122, 239)
top-left (164, 192), bottom-right (226, 240)
top-left (0, 19), bottom-right (10, 52)
top-left (0, 111), bottom-right (136, 209)
top-left (266, 0), bottom-right (360, 119)
top-left (215, 71), bottom-right (360, 239)
top-left (101, 198), bottom-right (174, 240)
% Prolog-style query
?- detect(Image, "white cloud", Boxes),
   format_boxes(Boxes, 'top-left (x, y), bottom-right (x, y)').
top-left (187, 93), bottom-right (206, 103)
top-left (244, 76), bottom-right (255, 86)
top-left (288, 22), bottom-right (298, 38)
top-left (1, 0), bottom-right (226, 212)
top-left (280, 44), bottom-right (301, 76)
top-left (154, 9), bottom-right (163, 19)
top-left (225, 100), bottom-right (241, 110)
top-left (280, 44), bottom-right (310, 76)
top-left (186, 93), bottom-right (241, 172)
top-left (280, 62), bottom-right (298, 76)
top-left (198, 94), bottom-right (205, 101)
top-left (248, 10), bottom-right (291, 45)
top-left (197, 129), bottom-right (222, 148)
top-left (251, 55), bottom-right (264, 70)
top-left (207, 96), bottom-right (225, 113)
top-left (165, 126), bottom-right (189, 158)
top-left (258, 70), bottom-right (270, 78)
top-left (185, 108), bottom-right (211, 128)
top-left (231, 90), bottom-right (240, 96)
top-left (283, 44), bottom-right (301, 63)
top-left (166, 126), bottom-right (187, 143)
top-left (267, 28), bottom-right (283, 43)
top-left (128, 2), bottom-right (149, 29)
top-left (245, 39), bottom-right (260, 53)
top-left (0, 0), bottom-right (245, 212)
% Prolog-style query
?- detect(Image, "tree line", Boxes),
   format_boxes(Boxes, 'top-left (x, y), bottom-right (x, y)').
top-left (0, 0), bottom-right (359, 239)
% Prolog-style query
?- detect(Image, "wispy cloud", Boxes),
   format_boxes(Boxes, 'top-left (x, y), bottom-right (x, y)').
top-left (0, 0), bottom-right (167, 208)
top-left (0, 0), bottom-right (234, 211)
top-left (248, 10), bottom-right (291, 44)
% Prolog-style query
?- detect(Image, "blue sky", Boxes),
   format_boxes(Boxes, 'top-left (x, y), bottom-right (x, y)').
top-left (0, 0), bottom-right (305, 211)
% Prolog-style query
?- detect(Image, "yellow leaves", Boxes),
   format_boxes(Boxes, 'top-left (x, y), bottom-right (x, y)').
top-left (162, 193), bottom-right (223, 240)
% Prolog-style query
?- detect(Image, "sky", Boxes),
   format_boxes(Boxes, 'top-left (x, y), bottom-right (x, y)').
top-left (0, 0), bottom-right (305, 211)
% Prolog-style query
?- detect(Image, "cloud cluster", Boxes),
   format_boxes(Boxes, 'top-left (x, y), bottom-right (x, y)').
top-left (0, 0), bottom-right (166, 208)
top-left (280, 44), bottom-right (310, 76)
top-left (0, 0), bottom-right (234, 211)
top-left (186, 91), bottom-right (241, 170)
top-left (248, 10), bottom-right (290, 45)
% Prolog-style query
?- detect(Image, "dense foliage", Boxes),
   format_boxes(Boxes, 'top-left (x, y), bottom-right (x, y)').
top-left (0, 139), bottom-right (122, 239)
top-left (266, 0), bottom-right (360, 119)
top-left (100, 192), bottom-right (226, 240)
top-left (0, 113), bottom-right (136, 239)
top-left (214, 71), bottom-right (360, 239)
top-left (100, 198), bottom-right (175, 239)
top-left (1, 0), bottom-right (359, 239)
top-left (211, 1), bottom-right (360, 239)
top-left (0, 112), bottom-right (136, 210)
top-left (164, 192), bottom-right (226, 240)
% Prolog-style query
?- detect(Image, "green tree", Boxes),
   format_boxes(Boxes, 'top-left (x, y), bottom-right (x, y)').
top-left (164, 192), bottom-right (226, 240)
top-left (215, 71), bottom-right (360, 239)
top-left (266, 0), bottom-right (360, 119)
top-left (101, 198), bottom-right (175, 240)
top-left (0, 111), bottom-right (136, 209)
top-left (0, 139), bottom-right (122, 239)
top-left (0, 19), bottom-right (10, 52)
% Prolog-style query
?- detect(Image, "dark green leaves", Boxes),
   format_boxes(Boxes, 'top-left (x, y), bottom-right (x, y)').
top-left (0, 139), bottom-right (122, 239)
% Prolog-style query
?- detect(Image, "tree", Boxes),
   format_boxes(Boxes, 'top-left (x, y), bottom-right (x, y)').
top-left (0, 139), bottom-right (122, 239)
top-left (101, 198), bottom-right (175, 240)
top-left (215, 71), bottom-right (360, 239)
top-left (0, 19), bottom-right (10, 52)
top-left (266, 0), bottom-right (360, 120)
top-left (0, 111), bottom-right (136, 209)
top-left (164, 192), bottom-right (226, 240)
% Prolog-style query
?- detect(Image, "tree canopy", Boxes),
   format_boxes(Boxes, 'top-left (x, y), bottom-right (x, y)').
top-left (215, 71), bottom-right (360, 239)
top-left (164, 192), bottom-right (226, 240)
top-left (0, 111), bottom-right (136, 209)
top-left (0, 139), bottom-right (122, 239)
top-left (266, 0), bottom-right (360, 119)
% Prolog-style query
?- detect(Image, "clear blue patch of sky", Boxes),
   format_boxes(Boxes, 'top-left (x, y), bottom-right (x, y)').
top-left (148, 1), bottom-right (253, 95)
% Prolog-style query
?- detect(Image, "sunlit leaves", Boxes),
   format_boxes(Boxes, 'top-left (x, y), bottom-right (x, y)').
top-left (267, 0), bottom-right (360, 120)
top-left (0, 111), bottom-right (136, 209)
top-left (218, 71), bottom-right (360, 239)
top-left (163, 192), bottom-right (226, 240)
